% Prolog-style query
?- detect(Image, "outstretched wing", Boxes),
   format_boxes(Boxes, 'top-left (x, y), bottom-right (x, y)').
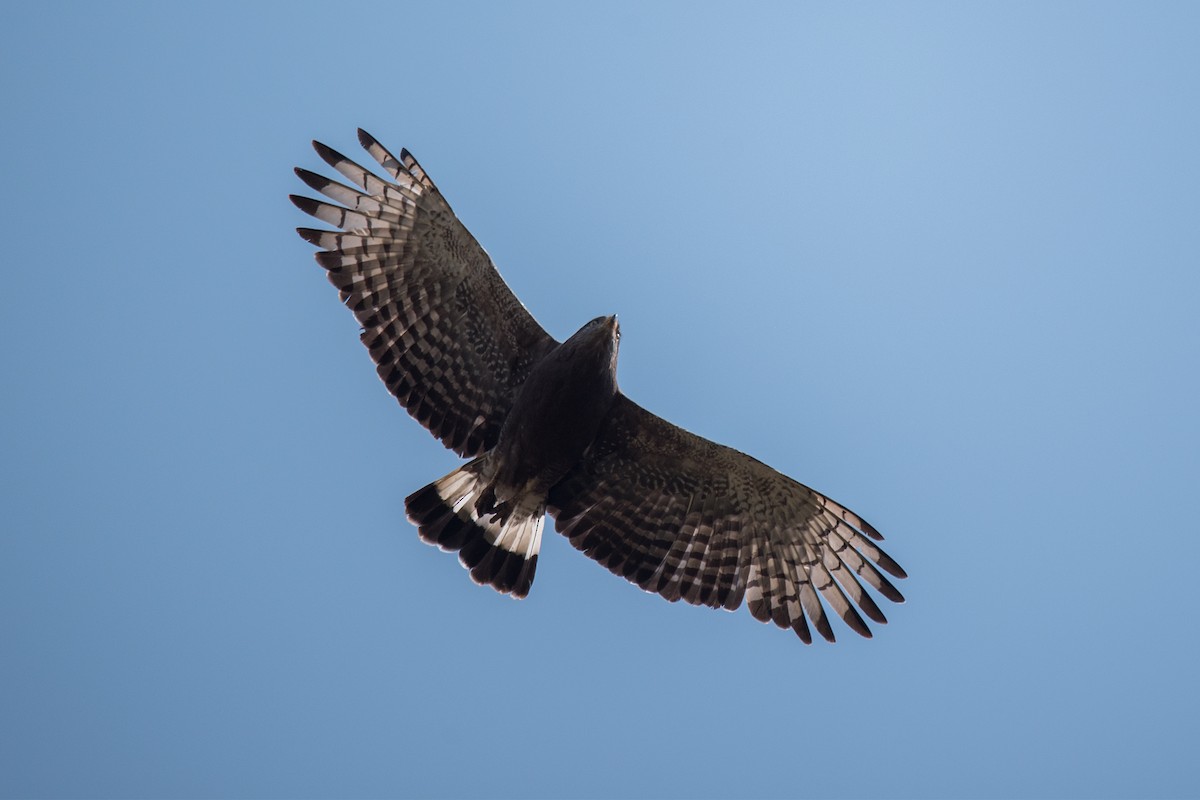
top-left (291, 130), bottom-right (558, 457)
top-left (547, 395), bottom-right (906, 643)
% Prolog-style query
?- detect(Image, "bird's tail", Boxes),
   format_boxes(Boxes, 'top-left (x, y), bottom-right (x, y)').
top-left (405, 458), bottom-right (544, 598)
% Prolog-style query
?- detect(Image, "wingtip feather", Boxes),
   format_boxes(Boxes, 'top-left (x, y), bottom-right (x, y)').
top-left (294, 167), bottom-right (330, 192)
top-left (289, 194), bottom-right (318, 214)
top-left (876, 550), bottom-right (907, 579)
top-left (312, 139), bottom-right (344, 164)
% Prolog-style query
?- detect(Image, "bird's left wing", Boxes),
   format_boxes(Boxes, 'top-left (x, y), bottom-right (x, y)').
top-left (547, 394), bottom-right (906, 643)
top-left (291, 131), bottom-right (558, 457)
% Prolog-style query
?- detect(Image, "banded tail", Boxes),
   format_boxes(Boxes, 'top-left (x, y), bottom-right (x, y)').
top-left (405, 459), bottom-right (545, 598)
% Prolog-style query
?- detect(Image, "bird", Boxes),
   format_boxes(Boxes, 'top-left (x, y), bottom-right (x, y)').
top-left (290, 130), bottom-right (906, 644)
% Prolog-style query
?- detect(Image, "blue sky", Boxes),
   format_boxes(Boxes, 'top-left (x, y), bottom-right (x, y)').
top-left (2, 2), bottom-right (1198, 798)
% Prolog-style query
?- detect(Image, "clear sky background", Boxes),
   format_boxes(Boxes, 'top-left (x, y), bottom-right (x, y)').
top-left (2, 2), bottom-right (1198, 798)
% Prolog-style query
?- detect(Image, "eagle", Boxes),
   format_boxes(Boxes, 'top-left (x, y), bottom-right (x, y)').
top-left (291, 131), bottom-right (906, 643)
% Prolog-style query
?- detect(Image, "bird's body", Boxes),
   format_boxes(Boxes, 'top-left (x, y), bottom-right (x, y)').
top-left (494, 315), bottom-right (621, 499)
top-left (407, 315), bottom-right (621, 597)
top-left (292, 130), bottom-right (907, 643)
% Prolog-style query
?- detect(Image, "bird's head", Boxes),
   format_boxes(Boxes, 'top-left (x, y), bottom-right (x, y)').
top-left (565, 314), bottom-right (621, 376)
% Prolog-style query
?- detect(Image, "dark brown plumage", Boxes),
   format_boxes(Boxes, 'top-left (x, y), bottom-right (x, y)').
top-left (291, 130), bottom-right (907, 643)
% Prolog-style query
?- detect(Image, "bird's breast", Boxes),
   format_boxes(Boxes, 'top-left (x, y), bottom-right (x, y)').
top-left (494, 351), bottom-right (618, 492)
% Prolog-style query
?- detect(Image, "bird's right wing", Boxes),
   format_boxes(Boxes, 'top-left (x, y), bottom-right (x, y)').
top-left (547, 394), bottom-right (906, 643)
top-left (292, 130), bottom-right (558, 457)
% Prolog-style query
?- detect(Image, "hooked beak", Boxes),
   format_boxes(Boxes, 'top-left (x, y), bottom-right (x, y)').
top-left (604, 314), bottom-right (620, 342)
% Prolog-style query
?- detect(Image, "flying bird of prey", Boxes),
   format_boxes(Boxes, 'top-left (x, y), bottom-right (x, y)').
top-left (291, 130), bottom-right (906, 643)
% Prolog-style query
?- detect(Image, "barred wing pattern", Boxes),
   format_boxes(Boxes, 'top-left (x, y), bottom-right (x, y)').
top-left (291, 131), bottom-right (558, 457)
top-left (548, 395), bottom-right (907, 643)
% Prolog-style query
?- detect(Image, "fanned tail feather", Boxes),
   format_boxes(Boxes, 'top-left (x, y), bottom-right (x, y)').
top-left (405, 459), bottom-right (544, 598)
